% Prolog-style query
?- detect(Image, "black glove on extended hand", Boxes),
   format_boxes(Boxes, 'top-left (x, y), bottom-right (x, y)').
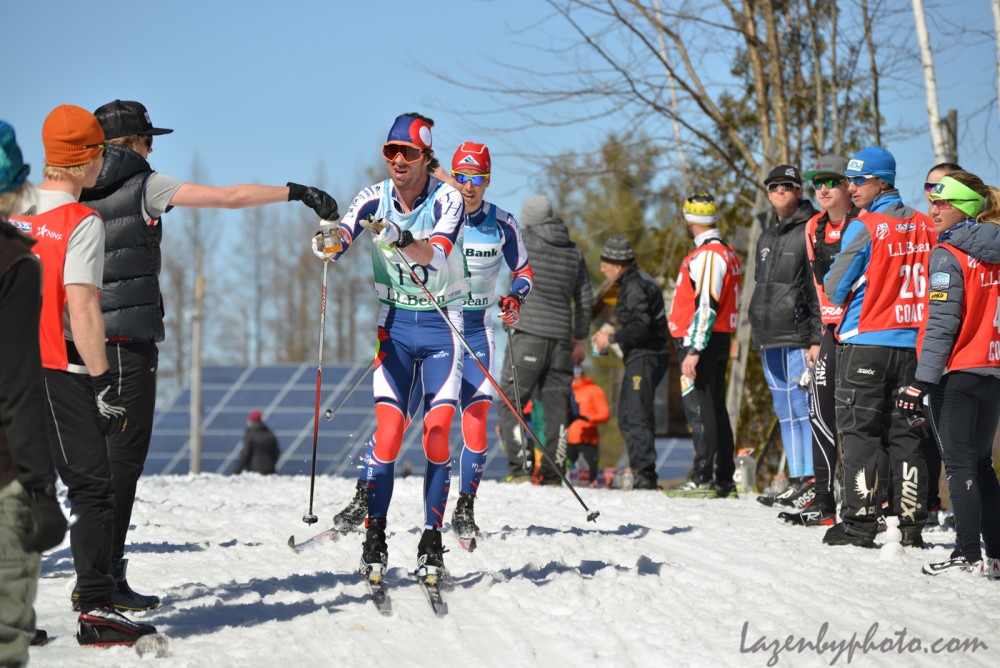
top-left (20, 481), bottom-right (68, 553)
top-left (288, 182), bottom-right (339, 221)
top-left (896, 380), bottom-right (933, 427)
top-left (91, 371), bottom-right (127, 435)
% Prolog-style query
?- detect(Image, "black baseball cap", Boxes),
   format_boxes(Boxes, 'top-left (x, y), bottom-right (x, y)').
top-left (94, 100), bottom-right (173, 141)
top-left (763, 164), bottom-right (802, 187)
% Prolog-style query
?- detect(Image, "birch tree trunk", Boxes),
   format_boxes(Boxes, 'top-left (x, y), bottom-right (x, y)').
top-left (861, 0), bottom-right (882, 145)
top-left (912, 0), bottom-right (946, 162)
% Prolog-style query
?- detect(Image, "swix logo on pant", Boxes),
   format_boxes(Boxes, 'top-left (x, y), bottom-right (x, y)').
top-left (900, 462), bottom-right (920, 522)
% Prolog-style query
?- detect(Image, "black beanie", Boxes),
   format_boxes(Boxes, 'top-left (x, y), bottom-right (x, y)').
top-left (600, 235), bottom-right (635, 264)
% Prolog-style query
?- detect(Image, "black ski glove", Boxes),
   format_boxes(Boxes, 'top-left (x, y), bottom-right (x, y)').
top-left (91, 371), bottom-right (127, 435)
top-left (288, 182), bottom-right (340, 222)
top-left (20, 481), bottom-right (68, 553)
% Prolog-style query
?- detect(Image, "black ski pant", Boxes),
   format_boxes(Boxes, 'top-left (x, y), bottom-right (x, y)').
top-left (680, 338), bottom-right (734, 486)
top-left (808, 326), bottom-right (838, 513)
top-left (619, 352), bottom-right (669, 487)
top-left (42, 369), bottom-right (115, 607)
top-left (499, 331), bottom-right (573, 483)
top-left (928, 372), bottom-right (1000, 563)
top-left (835, 344), bottom-right (927, 536)
top-left (106, 341), bottom-right (158, 562)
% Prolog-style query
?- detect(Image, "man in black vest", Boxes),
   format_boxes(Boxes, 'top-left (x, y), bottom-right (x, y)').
top-left (79, 100), bottom-right (338, 611)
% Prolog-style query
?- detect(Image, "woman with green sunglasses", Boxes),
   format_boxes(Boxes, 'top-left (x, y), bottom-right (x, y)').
top-left (898, 170), bottom-right (1000, 579)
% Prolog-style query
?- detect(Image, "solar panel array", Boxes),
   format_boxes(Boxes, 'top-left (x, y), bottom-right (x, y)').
top-left (149, 364), bottom-right (693, 482)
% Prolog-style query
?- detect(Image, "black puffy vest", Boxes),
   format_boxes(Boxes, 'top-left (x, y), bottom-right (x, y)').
top-left (81, 144), bottom-right (164, 342)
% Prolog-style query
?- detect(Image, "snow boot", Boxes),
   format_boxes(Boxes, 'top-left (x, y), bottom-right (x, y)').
top-left (109, 559), bottom-right (161, 611)
top-left (822, 522), bottom-right (875, 548)
top-left (970, 557), bottom-right (1000, 580)
top-left (416, 528), bottom-right (448, 577)
top-left (451, 492), bottom-right (479, 540)
top-left (333, 479), bottom-right (368, 532)
top-left (900, 525), bottom-right (925, 549)
top-left (359, 517), bottom-right (388, 579)
top-left (76, 606), bottom-right (157, 647)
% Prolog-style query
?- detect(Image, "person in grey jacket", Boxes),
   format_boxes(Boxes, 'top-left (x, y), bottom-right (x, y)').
top-left (896, 171), bottom-right (1000, 578)
top-left (498, 195), bottom-right (592, 484)
top-left (748, 165), bottom-right (820, 508)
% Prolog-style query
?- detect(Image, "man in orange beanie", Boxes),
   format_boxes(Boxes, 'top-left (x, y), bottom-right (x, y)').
top-left (9, 104), bottom-right (157, 647)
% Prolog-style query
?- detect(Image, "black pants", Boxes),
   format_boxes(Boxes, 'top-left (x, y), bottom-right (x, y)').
top-left (928, 372), bottom-right (1000, 563)
top-left (620, 353), bottom-right (669, 486)
top-left (681, 339), bottom-right (734, 485)
top-left (42, 369), bottom-right (115, 606)
top-left (499, 332), bottom-right (573, 483)
top-left (808, 325), bottom-right (838, 513)
top-left (835, 344), bottom-right (927, 535)
top-left (106, 342), bottom-right (158, 561)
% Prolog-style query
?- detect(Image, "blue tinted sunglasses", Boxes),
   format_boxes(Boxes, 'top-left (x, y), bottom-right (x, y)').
top-left (452, 172), bottom-right (489, 186)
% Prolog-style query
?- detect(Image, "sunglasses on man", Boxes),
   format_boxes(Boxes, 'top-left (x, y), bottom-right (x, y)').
top-left (452, 172), bottom-right (490, 186)
top-left (811, 177), bottom-right (844, 190)
top-left (767, 182), bottom-right (798, 193)
top-left (382, 143), bottom-right (424, 163)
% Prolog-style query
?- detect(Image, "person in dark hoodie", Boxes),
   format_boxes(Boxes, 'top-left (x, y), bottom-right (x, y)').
top-left (234, 410), bottom-right (280, 475)
top-left (591, 235), bottom-right (669, 490)
top-left (498, 195), bottom-right (592, 485)
top-left (896, 171), bottom-right (1000, 579)
top-left (78, 100), bottom-right (338, 611)
top-left (822, 146), bottom-right (934, 549)
top-left (748, 165), bottom-right (820, 509)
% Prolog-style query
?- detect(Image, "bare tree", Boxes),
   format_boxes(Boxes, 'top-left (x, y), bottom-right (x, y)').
top-left (912, 0), bottom-right (946, 162)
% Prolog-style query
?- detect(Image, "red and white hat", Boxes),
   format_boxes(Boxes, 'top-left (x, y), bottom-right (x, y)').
top-left (451, 142), bottom-right (491, 174)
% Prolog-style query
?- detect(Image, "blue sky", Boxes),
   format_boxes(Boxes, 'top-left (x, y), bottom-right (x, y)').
top-left (6, 0), bottom-right (998, 220)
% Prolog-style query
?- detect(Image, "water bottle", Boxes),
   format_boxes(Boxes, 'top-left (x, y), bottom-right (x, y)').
top-left (320, 222), bottom-right (342, 254)
top-left (734, 448), bottom-right (757, 495)
top-left (575, 453), bottom-right (590, 484)
top-left (620, 468), bottom-right (634, 491)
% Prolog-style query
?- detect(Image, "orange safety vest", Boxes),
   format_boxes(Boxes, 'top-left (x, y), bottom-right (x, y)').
top-left (668, 241), bottom-right (742, 339)
top-left (10, 202), bottom-right (97, 372)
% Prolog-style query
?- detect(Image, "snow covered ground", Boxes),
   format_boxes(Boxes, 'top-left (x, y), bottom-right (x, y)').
top-left (31, 475), bottom-right (998, 667)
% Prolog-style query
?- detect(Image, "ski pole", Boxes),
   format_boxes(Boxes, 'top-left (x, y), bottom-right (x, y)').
top-left (303, 256), bottom-right (331, 525)
top-left (324, 358), bottom-right (376, 421)
top-left (361, 219), bottom-right (598, 522)
top-left (505, 327), bottom-right (532, 473)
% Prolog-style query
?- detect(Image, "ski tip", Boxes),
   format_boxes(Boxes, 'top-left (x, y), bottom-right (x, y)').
top-left (586, 510), bottom-right (600, 523)
top-left (287, 535), bottom-right (296, 548)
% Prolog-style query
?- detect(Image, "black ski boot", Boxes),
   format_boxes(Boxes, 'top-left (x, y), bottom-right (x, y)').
top-left (76, 605), bottom-right (157, 647)
top-left (334, 479), bottom-right (368, 532)
top-left (110, 558), bottom-right (161, 611)
top-left (360, 517), bottom-right (388, 579)
top-left (416, 528), bottom-right (448, 577)
top-left (451, 493), bottom-right (479, 540)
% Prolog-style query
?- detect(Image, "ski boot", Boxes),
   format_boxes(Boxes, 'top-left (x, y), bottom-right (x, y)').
top-left (416, 528), bottom-right (448, 580)
top-left (451, 492), bottom-right (480, 550)
top-left (333, 479), bottom-right (368, 532)
top-left (359, 517), bottom-right (388, 581)
top-left (76, 605), bottom-right (157, 647)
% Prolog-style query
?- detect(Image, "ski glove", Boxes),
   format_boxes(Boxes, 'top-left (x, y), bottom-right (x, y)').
top-left (91, 371), bottom-right (127, 435)
top-left (287, 182), bottom-right (340, 222)
top-left (896, 381), bottom-right (933, 427)
top-left (20, 481), bottom-right (68, 553)
top-left (373, 220), bottom-right (414, 249)
top-left (311, 223), bottom-right (346, 260)
top-left (498, 294), bottom-right (523, 326)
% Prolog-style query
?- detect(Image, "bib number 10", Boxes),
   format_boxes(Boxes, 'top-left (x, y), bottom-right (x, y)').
top-left (395, 262), bottom-right (428, 286)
